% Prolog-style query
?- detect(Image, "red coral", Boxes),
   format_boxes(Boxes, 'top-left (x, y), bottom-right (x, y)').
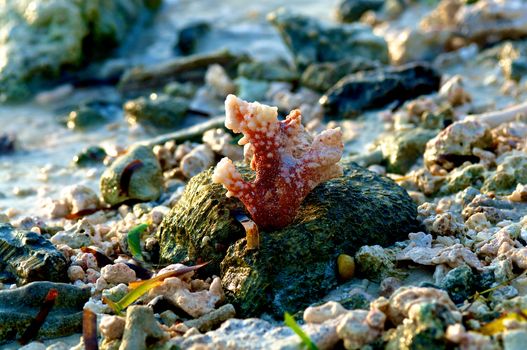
top-left (212, 95), bottom-right (343, 229)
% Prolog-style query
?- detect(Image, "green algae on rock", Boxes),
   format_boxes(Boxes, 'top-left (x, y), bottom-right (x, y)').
top-left (321, 63), bottom-right (441, 119)
top-left (440, 163), bottom-right (486, 195)
top-left (380, 127), bottom-right (439, 174)
top-left (268, 8), bottom-right (389, 70)
top-left (482, 153), bottom-right (527, 195)
top-left (124, 94), bottom-right (190, 130)
top-left (0, 224), bottom-right (67, 285)
top-left (0, 0), bottom-right (155, 102)
top-left (0, 281), bottom-right (90, 344)
top-left (386, 301), bottom-right (459, 350)
top-left (158, 159), bottom-right (420, 316)
top-left (100, 145), bottom-right (163, 206)
top-left (336, 0), bottom-right (385, 23)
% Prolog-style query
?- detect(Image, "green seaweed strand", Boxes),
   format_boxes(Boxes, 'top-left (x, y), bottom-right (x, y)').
top-left (284, 312), bottom-right (319, 350)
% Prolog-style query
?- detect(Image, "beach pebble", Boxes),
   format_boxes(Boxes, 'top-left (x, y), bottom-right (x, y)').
top-left (304, 301), bottom-right (347, 324)
top-left (67, 265), bottom-right (85, 282)
top-left (100, 315), bottom-right (126, 341)
top-left (180, 144), bottom-right (215, 179)
top-left (336, 309), bottom-right (386, 349)
top-left (101, 263), bottom-right (136, 284)
top-left (120, 306), bottom-right (166, 350)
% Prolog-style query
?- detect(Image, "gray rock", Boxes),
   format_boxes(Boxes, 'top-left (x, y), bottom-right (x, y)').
top-left (503, 330), bottom-right (527, 350)
top-left (0, 281), bottom-right (90, 343)
top-left (336, 0), bottom-right (385, 23)
top-left (321, 63), bottom-right (441, 119)
top-left (100, 145), bottom-right (163, 206)
top-left (0, 224), bottom-right (67, 285)
top-left (301, 58), bottom-right (381, 93)
top-left (124, 94), bottom-right (190, 130)
top-left (0, 0), bottom-right (155, 102)
top-left (268, 8), bottom-right (388, 70)
top-left (159, 159), bottom-right (419, 316)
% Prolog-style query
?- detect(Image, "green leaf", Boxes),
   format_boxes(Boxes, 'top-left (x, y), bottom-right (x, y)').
top-left (103, 262), bottom-right (209, 316)
top-left (284, 312), bottom-right (319, 350)
top-left (127, 223), bottom-right (148, 261)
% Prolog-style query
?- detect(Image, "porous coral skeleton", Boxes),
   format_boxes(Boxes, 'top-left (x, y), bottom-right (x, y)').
top-left (212, 94), bottom-right (343, 229)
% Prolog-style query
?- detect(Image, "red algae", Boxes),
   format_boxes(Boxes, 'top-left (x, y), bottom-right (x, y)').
top-left (212, 94), bottom-right (343, 229)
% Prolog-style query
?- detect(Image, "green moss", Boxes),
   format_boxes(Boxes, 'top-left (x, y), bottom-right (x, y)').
top-left (482, 153), bottom-right (527, 195)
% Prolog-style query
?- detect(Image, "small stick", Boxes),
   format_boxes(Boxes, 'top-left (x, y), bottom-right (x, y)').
top-left (465, 101), bottom-right (527, 128)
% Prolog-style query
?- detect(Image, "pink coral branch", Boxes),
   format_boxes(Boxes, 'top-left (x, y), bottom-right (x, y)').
top-left (212, 95), bottom-right (343, 229)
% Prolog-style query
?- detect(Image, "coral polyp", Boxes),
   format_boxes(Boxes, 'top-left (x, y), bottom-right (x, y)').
top-left (212, 94), bottom-right (343, 229)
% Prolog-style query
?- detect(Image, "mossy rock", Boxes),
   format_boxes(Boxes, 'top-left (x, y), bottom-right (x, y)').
top-left (482, 153), bottom-right (527, 195)
top-left (100, 145), bottom-right (163, 206)
top-left (124, 94), bottom-right (190, 130)
top-left (158, 158), bottom-right (419, 317)
top-left (380, 127), bottom-right (438, 174)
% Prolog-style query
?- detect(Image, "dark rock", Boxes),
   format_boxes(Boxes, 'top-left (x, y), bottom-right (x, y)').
top-left (336, 0), bottom-right (385, 23)
top-left (0, 133), bottom-right (16, 155)
top-left (176, 21), bottom-right (211, 55)
top-left (73, 146), bottom-right (107, 167)
top-left (268, 8), bottom-right (388, 70)
top-left (0, 224), bottom-right (68, 285)
top-left (320, 63), bottom-right (441, 119)
top-left (439, 264), bottom-right (476, 304)
top-left (300, 58), bottom-right (381, 93)
top-left (158, 159), bottom-right (419, 317)
top-left (124, 94), bottom-right (190, 130)
top-left (0, 281), bottom-right (90, 344)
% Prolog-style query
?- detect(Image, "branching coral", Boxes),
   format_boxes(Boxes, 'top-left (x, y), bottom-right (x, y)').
top-left (212, 94), bottom-right (343, 229)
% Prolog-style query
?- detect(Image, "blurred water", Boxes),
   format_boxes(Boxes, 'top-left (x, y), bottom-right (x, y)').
top-left (0, 0), bottom-right (338, 215)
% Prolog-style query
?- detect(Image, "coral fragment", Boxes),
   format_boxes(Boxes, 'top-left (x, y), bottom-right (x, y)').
top-left (212, 94), bottom-right (343, 229)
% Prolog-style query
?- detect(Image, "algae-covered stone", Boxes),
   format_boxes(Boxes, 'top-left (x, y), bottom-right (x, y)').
top-left (440, 164), bottom-right (486, 195)
top-left (321, 63), bottom-right (441, 119)
top-left (380, 127), bottom-right (438, 174)
top-left (237, 61), bottom-right (298, 83)
top-left (386, 302), bottom-right (458, 350)
top-left (336, 0), bottom-right (385, 22)
top-left (73, 146), bottom-right (107, 167)
top-left (100, 145), bottom-right (163, 206)
top-left (355, 245), bottom-right (398, 281)
top-left (0, 0), bottom-right (155, 102)
top-left (67, 106), bottom-right (108, 131)
top-left (158, 159), bottom-right (420, 316)
top-left (124, 94), bottom-right (190, 130)
top-left (482, 153), bottom-right (527, 195)
top-left (439, 264), bottom-right (476, 304)
top-left (0, 281), bottom-right (90, 343)
top-left (0, 224), bottom-right (67, 285)
top-left (268, 8), bottom-right (389, 70)
top-left (300, 58), bottom-right (381, 93)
